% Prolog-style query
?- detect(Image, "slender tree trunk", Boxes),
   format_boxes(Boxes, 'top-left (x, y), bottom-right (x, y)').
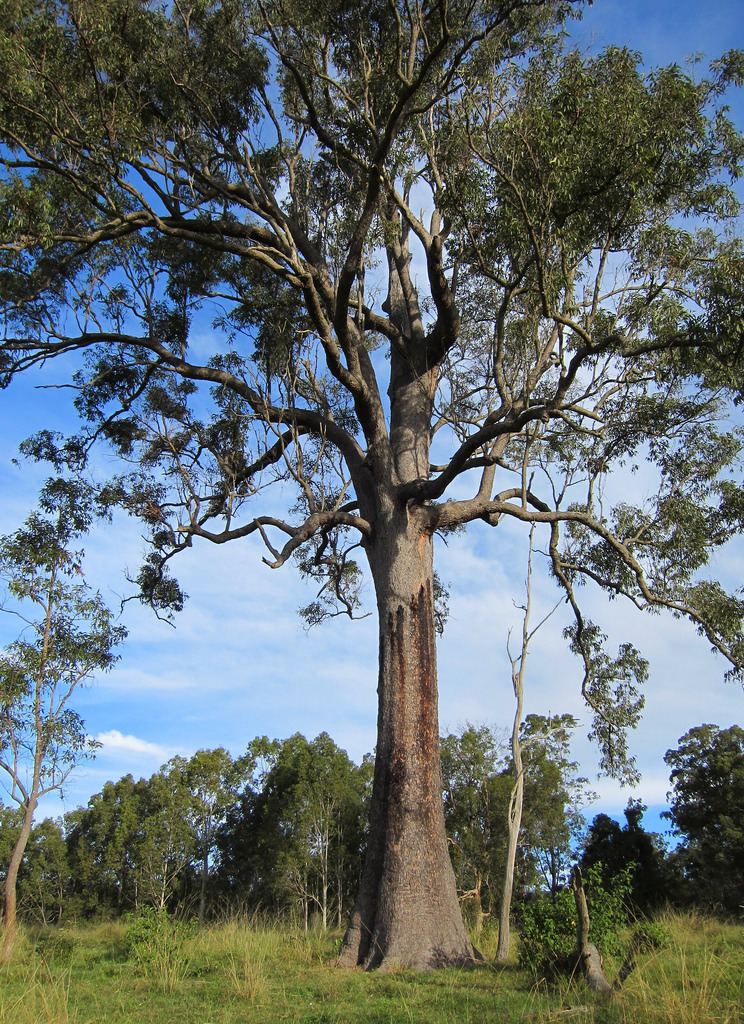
top-left (199, 847), bottom-right (209, 926)
top-left (497, 524), bottom-right (552, 962)
top-left (339, 511), bottom-right (476, 970)
top-left (1, 802), bottom-right (35, 963)
top-left (496, 533), bottom-right (531, 962)
top-left (496, 772), bottom-right (524, 961)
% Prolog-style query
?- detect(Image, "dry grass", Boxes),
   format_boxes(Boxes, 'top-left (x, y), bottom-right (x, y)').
top-left (0, 911), bottom-right (740, 1023)
top-left (610, 911), bottom-right (744, 1024)
top-left (0, 956), bottom-right (76, 1024)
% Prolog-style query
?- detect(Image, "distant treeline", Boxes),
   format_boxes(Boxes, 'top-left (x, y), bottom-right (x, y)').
top-left (1, 721), bottom-right (742, 926)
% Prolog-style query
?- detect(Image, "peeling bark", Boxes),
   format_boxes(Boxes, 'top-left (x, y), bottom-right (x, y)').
top-left (339, 513), bottom-right (476, 970)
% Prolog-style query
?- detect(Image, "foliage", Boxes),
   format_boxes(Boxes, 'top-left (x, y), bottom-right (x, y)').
top-left (0, 480), bottom-right (126, 805)
top-left (664, 723), bottom-right (744, 913)
top-left (441, 719), bottom-right (596, 924)
top-left (65, 774), bottom-right (145, 916)
top-left (519, 714), bottom-right (596, 895)
top-left (179, 747), bottom-right (249, 922)
top-left (440, 724), bottom-right (510, 919)
top-left (17, 818), bottom-right (71, 925)
top-left (0, 805), bottom-right (22, 876)
top-left (134, 762), bottom-right (197, 911)
top-left (581, 800), bottom-right (673, 914)
top-left (124, 906), bottom-right (193, 992)
top-left (216, 733), bottom-right (371, 925)
top-left (518, 862), bottom-right (632, 979)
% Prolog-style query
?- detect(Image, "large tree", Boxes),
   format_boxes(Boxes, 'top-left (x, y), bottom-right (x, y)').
top-left (1, 1), bottom-right (743, 968)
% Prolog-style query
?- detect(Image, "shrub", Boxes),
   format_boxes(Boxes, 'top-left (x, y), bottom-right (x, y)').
top-left (124, 907), bottom-right (193, 992)
top-left (518, 863), bottom-right (632, 979)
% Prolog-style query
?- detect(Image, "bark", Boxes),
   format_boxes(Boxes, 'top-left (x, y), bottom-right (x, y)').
top-left (497, 523), bottom-right (535, 962)
top-left (496, 772), bottom-right (523, 961)
top-left (198, 849), bottom-right (209, 926)
top-left (1, 802), bottom-right (35, 963)
top-left (338, 510), bottom-right (477, 970)
top-left (496, 655), bottom-right (525, 962)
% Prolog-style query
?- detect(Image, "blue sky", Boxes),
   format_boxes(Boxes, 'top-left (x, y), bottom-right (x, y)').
top-left (1, 0), bottom-right (743, 840)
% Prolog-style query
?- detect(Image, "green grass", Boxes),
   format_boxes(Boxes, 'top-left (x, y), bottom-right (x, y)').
top-left (0, 912), bottom-right (742, 1024)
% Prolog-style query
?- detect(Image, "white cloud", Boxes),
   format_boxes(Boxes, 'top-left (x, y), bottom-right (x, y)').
top-left (587, 772), bottom-right (672, 813)
top-left (94, 729), bottom-right (169, 759)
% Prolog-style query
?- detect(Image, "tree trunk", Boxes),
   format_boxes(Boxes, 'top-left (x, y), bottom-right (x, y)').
top-left (496, 616), bottom-right (527, 961)
top-left (198, 848), bottom-right (209, 926)
top-left (572, 866), bottom-right (613, 998)
top-left (1, 803), bottom-right (35, 963)
top-left (339, 511), bottom-right (476, 970)
top-left (496, 776), bottom-right (523, 961)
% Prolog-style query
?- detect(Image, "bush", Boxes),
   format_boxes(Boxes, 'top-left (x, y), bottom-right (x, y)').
top-left (124, 907), bottom-right (193, 992)
top-left (518, 863), bottom-right (632, 979)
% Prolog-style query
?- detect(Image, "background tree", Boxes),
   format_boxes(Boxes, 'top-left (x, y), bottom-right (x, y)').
top-left (440, 717), bottom-right (592, 934)
top-left (217, 733), bottom-right (370, 928)
top-left (580, 800), bottom-right (672, 914)
top-left (519, 714), bottom-right (595, 897)
top-left (68, 761), bottom-right (209, 915)
top-left (664, 724), bottom-right (744, 914)
top-left (134, 762), bottom-right (196, 911)
top-left (16, 817), bottom-right (71, 926)
top-left (1, 0), bottom-right (743, 967)
top-left (66, 774), bottom-right (143, 916)
top-left (441, 724), bottom-right (509, 935)
top-left (179, 748), bottom-right (248, 925)
top-left (0, 806), bottom-right (22, 896)
top-left (0, 481), bottom-right (126, 958)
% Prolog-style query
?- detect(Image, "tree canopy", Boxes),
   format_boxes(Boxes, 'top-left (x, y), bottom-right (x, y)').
top-left (664, 723), bottom-right (744, 913)
top-left (1, 0), bottom-right (743, 967)
top-left (0, 479), bottom-right (126, 956)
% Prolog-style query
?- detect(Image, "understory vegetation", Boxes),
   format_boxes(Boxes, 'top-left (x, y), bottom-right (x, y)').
top-left (0, 912), bottom-right (742, 1024)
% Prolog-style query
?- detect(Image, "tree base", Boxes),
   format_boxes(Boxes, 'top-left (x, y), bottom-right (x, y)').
top-left (338, 898), bottom-right (480, 971)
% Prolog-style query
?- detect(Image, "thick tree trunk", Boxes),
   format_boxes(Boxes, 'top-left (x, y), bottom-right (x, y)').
top-left (1, 803), bottom-right (34, 963)
top-left (338, 512), bottom-right (476, 970)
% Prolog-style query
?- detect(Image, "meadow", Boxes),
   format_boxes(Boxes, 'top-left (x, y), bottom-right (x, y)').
top-left (0, 912), bottom-right (742, 1024)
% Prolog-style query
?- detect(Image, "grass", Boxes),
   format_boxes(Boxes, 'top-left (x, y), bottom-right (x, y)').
top-left (0, 912), bottom-right (741, 1024)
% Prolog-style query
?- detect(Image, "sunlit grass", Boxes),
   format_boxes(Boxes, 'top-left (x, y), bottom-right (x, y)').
top-left (604, 911), bottom-right (744, 1024)
top-left (0, 912), bottom-right (740, 1023)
